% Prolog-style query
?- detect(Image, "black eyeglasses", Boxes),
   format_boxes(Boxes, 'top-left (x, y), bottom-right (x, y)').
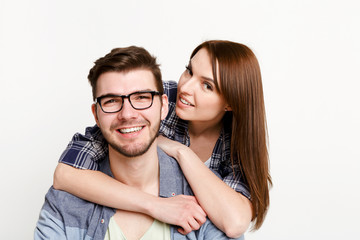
top-left (95, 91), bottom-right (160, 113)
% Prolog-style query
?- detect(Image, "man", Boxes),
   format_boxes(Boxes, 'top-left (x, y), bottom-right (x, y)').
top-left (34, 46), bottom-right (243, 239)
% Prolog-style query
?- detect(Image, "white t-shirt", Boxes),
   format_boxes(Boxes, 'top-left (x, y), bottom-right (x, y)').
top-left (104, 216), bottom-right (171, 240)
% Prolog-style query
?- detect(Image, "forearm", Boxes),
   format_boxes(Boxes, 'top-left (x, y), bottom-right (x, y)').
top-left (174, 148), bottom-right (252, 238)
top-left (53, 163), bottom-right (155, 214)
top-left (53, 163), bottom-right (205, 234)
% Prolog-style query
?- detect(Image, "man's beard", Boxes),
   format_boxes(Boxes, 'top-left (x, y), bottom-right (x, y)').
top-left (108, 131), bottom-right (159, 158)
top-left (105, 119), bottom-right (160, 158)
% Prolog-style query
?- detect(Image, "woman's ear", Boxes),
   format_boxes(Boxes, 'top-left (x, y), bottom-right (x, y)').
top-left (225, 105), bottom-right (232, 112)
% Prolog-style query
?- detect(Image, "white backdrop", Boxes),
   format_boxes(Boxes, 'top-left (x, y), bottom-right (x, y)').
top-left (1, 0), bottom-right (360, 239)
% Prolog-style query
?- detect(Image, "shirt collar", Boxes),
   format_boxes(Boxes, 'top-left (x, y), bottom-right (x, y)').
top-left (99, 147), bottom-right (189, 198)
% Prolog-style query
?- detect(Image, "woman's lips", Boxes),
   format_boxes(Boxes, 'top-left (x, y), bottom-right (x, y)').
top-left (179, 96), bottom-right (194, 107)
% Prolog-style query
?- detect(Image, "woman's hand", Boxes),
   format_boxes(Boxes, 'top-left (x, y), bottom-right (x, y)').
top-left (151, 194), bottom-right (207, 235)
top-left (157, 137), bottom-right (251, 238)
top-left (55, 163), bottom-right (207, 234)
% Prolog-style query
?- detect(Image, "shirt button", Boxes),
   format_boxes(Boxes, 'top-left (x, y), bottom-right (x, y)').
top-left (171, 192), bottom-right (176, 196)
top-left (101, 219), bottom-right (105, 224)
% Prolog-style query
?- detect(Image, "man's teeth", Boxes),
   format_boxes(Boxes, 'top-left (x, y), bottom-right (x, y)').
top-left (180, 98), bottom-right (193, 106)
top-left (119, 126), bottom-right (143, 134)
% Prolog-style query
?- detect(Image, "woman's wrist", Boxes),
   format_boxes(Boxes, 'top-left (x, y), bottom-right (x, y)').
top-left (175, 146), bottom-right (196, 165)
top-left (142, 194), bottom-right (161, 217)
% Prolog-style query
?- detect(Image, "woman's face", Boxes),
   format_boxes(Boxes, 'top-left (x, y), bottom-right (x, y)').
top-left (176, 48), bottom-right (228, 125)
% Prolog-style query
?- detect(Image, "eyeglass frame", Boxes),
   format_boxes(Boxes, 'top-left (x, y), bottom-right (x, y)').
top-left (95, 90), bottom-right (161, 113)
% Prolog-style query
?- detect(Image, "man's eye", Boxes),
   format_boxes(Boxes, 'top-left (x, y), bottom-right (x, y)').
top-left (140, 95), bottom-right (151, 99)
top-left (133, 94), bottom-right (151, 101)
top-left (103, 98), bottom-right (120, 105)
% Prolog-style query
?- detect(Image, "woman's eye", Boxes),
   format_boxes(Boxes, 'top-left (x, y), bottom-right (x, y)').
top-left (203, 82), bottom-right (213, 91)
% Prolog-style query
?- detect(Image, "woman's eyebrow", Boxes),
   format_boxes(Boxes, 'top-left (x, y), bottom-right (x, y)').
top-left (190, 62), bottom-right (214, 82)
top-left (201, 76), bottom-right (214, 82)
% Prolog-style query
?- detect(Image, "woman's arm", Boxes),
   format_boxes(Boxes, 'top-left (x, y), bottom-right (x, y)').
top-left (54, 125), bottom-right (205, 234)
top-left (53, 163), bottom-right (206, 234)
top-left (157, 136), bottom-right (252, 238)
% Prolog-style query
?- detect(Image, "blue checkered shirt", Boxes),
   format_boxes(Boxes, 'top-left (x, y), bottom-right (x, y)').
top-left (59, 81), bottom-right (250, 199)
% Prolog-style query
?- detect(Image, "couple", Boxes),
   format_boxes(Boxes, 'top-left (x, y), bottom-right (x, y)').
top-left (35, 40), bottom-right (271, 239)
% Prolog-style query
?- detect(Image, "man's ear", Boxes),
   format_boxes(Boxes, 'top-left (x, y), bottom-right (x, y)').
top-left (91, 104), bottom-right (100, 125)
top-left (160, 94), bottom-right (169, 120)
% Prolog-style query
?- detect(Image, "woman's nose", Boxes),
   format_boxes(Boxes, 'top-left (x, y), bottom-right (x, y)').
top-left (179, 76), bottom-right (196, 95)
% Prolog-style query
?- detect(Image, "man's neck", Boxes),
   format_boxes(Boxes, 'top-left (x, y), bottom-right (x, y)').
top-left (108, 144), bottom-right (159, 195)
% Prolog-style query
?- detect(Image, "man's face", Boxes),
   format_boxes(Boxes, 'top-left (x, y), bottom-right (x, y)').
top-left (92, 69), bottom-right (168, 158)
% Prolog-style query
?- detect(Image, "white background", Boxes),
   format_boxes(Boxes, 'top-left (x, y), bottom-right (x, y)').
top-left (1, 0), bottom-right (360, 239)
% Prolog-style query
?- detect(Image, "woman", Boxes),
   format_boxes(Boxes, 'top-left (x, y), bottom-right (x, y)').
top-left (54, 40), bottom-right (271, 238)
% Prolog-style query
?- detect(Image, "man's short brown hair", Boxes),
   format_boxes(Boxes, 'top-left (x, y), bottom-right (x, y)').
top-left (88, 46), bottom-right (163, 100)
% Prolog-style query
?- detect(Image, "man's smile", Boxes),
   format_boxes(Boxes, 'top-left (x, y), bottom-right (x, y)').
top-left (118, 126), bottom-right (144, 134)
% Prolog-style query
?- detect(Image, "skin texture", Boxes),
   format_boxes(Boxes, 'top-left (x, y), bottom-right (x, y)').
top-left (54, 48), bottom-right (253, 238)
top-left (54, 164), bottom-right (207, 234)
top-left (158, 49), bottom-right (252, 237)
top-left (92, 71), bottom-right (162, 158)
top-left (95, 70), bottom-right (164, 239)
top-left (157, 136), bottom-right (252, 238)
top-left (176, 49), bottom-right (229, 125)
top-left (54, 69), bottom-right (207, 235)
top-left (93, 69), bottom-right (171, 239)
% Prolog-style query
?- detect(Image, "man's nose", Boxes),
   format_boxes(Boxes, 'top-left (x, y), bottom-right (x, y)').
top-left (117, 98), bottom-right (138, 120)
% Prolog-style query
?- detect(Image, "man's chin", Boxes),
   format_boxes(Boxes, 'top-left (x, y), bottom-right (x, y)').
top-left (118, 149), bottom-right (148, 158)
top-left (109, 143), bottom-right (151, 158)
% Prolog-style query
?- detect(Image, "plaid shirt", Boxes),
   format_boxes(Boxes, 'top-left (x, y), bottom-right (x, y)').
top-left (59, 81), bottom-right (250, 199)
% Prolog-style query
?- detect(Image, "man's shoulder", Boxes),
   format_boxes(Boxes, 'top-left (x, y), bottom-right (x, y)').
top-left (157, 148), bottom-right (182, 177)
top-left (42, 187), bottom-right (98, 216)
top-left (45, 186), bottom-right (87, 202)
top-left (42, 186), bottom-right (114, 226)
top-left (36, 187), bottom-right (114, 239)
top-left (157, 148), bottom-right (194, 197)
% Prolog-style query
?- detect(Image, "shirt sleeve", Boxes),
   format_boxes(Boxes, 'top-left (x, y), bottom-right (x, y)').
top-left (58, 125), bottom-right (108, 170)
top-left (215, 126), bottom-right (251, 200)
top-left (160, 80), bottom-right (179, 140)
top-left (34, 209), bottom-right (67, 240)
top-left (222, 170), bottom-right (251, 200)
top-left (195, 219), bottom-right (245, 240)
top-left (162, 80), bottom-right (178, 104)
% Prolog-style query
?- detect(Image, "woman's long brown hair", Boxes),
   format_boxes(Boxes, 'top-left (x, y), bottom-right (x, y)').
top-left (190, 40), bottom-right (272, 230)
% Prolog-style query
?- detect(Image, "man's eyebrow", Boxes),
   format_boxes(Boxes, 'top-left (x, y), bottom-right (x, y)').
top-left (97, 93), bottom-right (118, 98)
top-left (97, 89), bottom-right (155, 98)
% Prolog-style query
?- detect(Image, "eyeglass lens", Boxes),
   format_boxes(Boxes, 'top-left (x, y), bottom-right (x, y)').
top-left (100, 92), bottom-right (154, 113)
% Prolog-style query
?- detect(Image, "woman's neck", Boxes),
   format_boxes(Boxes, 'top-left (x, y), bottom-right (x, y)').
top-left (188, 120), bottom-right (223, 162)
top-left (188, 120), bottom-right (223, 138)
